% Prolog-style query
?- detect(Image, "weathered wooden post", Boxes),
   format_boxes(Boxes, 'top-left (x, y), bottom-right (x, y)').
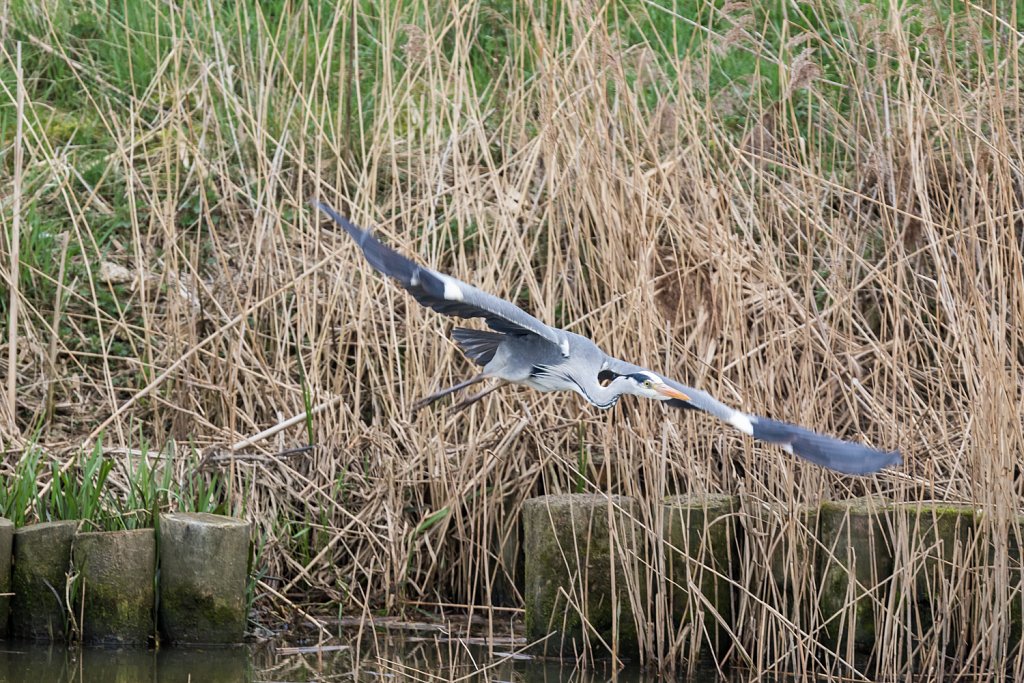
top-left (663, 494), bottom-right (739, 656)
top-left (816, 497), bottom-right (894, 652)
top-left (0, 517), bottom-right (13, 638)
top-left (523, 494), bottom-right (640, 658)
top-left (886, 502), bottom-right (977, 654)
top-left (11, 520), bottom-right (77, 641)
top-left (73, 528), bottom-right (156, 645)
top-left (767, 505), bottom-right (819, 603)
top-left (1009, 515), bottom-right (1024, 655)
top-left (158, 512), bottom-right (250, 644)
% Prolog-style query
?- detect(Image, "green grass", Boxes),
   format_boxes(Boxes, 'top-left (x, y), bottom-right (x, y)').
top-left (170, 448), bottom-right (231, 516)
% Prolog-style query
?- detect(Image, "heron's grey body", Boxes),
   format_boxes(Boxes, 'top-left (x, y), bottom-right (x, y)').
top-left (457, 328), bottom-right (607, 396)
top-left (316, 202), bottom-right (902, 476)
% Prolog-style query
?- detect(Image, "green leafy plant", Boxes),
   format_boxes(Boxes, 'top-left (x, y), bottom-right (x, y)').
top-left (0, 447), bottom-right (43, 526)
top-left (173, 448), bottom-right (229, 516)
top-left (413, 507), bottom-right (451, 538)
top-left (112, 440), bottom-right (175, 530)
top-left (42, 442), bottom-right (114, 528)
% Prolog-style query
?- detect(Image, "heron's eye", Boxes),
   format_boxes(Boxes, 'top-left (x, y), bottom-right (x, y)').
top-left (643, 380), bottom-right (653, 389)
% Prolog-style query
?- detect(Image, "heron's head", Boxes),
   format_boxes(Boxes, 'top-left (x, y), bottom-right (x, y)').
top-left (621, 371), bottom-right (690, 402)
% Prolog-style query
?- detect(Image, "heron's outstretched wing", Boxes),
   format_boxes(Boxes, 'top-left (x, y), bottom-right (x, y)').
top-left (316, 202), bottom-right (570, 356)
top-left (603, 357), bottom-right (902, 476)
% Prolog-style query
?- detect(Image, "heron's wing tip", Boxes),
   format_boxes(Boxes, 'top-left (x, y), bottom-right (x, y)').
top-left (752, 416), bottom-right (901, 475)
top-left (792, 438), bottom-right (902, 476)
top-left (313, 201), bottom-right (359, 232)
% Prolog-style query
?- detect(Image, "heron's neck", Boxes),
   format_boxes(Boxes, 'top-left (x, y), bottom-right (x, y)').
top-left (583, 376), bottom-right (634, 409)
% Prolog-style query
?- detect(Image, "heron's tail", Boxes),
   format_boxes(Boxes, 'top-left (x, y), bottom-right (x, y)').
top-left (452, 328), bottom-right (504, 366)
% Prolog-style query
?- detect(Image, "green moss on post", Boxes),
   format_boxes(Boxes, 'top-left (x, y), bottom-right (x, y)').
top-left (817, 497), bottom-right (893, 652)
top-left (158, 513), bottom-right (250, 644)
top-left (0, 518), bottom-right (13, 639)
top-left (11, 521), bottom-right (77, 641)
top-left (663, 494), bottom-right (739, 656)
top-left (74, 528), bottom-right (156, 645)
top-left (523, 494), bottom-right (640, 658)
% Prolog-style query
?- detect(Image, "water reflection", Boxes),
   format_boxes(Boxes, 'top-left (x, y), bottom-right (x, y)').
top-left (0, 643), bottom-right (250, 683)
top-left (0, 633), bottom-right (724, 683)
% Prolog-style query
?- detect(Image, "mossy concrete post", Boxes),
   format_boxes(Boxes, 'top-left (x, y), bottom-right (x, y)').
top-left (767, 506), bottom-right (819, 598)
top-left (523, 494), bottom-right (640, 658)
top-left (663, 494), bottom-right (739, 656)
top-left (0, 518), bottom-right (13, 638)
top-left (817, 497), bottom-right (893, 652)
top-left (758, 505), bottom-right (820, 648)
top-left (490, 495), bottom-right (524, 608)
top-left (886, 502), bottom-right (976, 643)
top-left (1009, 515), bottom-right (1024, 653)
top-left (11, 520), bottom-right (77, 641)
top-left (158, 513), bottom-right (250, 644)
top-left (73, 528), bottom-right (156, 645)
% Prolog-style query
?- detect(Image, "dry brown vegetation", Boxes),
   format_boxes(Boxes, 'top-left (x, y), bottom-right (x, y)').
top-left (1, 0), bottom-right (1022, 678)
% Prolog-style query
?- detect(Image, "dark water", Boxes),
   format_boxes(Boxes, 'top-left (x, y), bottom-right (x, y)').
top-left (0, 634), bottom-right (727, 682)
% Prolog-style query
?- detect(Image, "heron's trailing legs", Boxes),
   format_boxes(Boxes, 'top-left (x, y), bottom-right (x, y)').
top-left (412, 373), bottom-right (487, 412)
top-left (450, 381), bottom-right (507, 412)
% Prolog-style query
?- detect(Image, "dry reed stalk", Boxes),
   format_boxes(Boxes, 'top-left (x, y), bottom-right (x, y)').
top-left (4, 43), bottom-right (23, 432)
top-left (45, 232), bottom-right (70, 425)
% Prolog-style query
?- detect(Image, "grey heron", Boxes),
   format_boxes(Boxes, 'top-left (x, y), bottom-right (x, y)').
top-left (316, 202), bottom-right (902, 476)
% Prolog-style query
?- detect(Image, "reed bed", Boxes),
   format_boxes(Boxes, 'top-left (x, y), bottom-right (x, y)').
top-left (0, 0), bottom-right (1021, 678)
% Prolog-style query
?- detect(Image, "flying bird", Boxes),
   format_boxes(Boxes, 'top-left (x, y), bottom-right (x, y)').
top-left (316, 202), bottom-right (901, 476)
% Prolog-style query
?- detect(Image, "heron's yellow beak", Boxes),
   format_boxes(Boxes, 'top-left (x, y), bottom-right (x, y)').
top-left (656, 384), bottom-right (690, 402)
